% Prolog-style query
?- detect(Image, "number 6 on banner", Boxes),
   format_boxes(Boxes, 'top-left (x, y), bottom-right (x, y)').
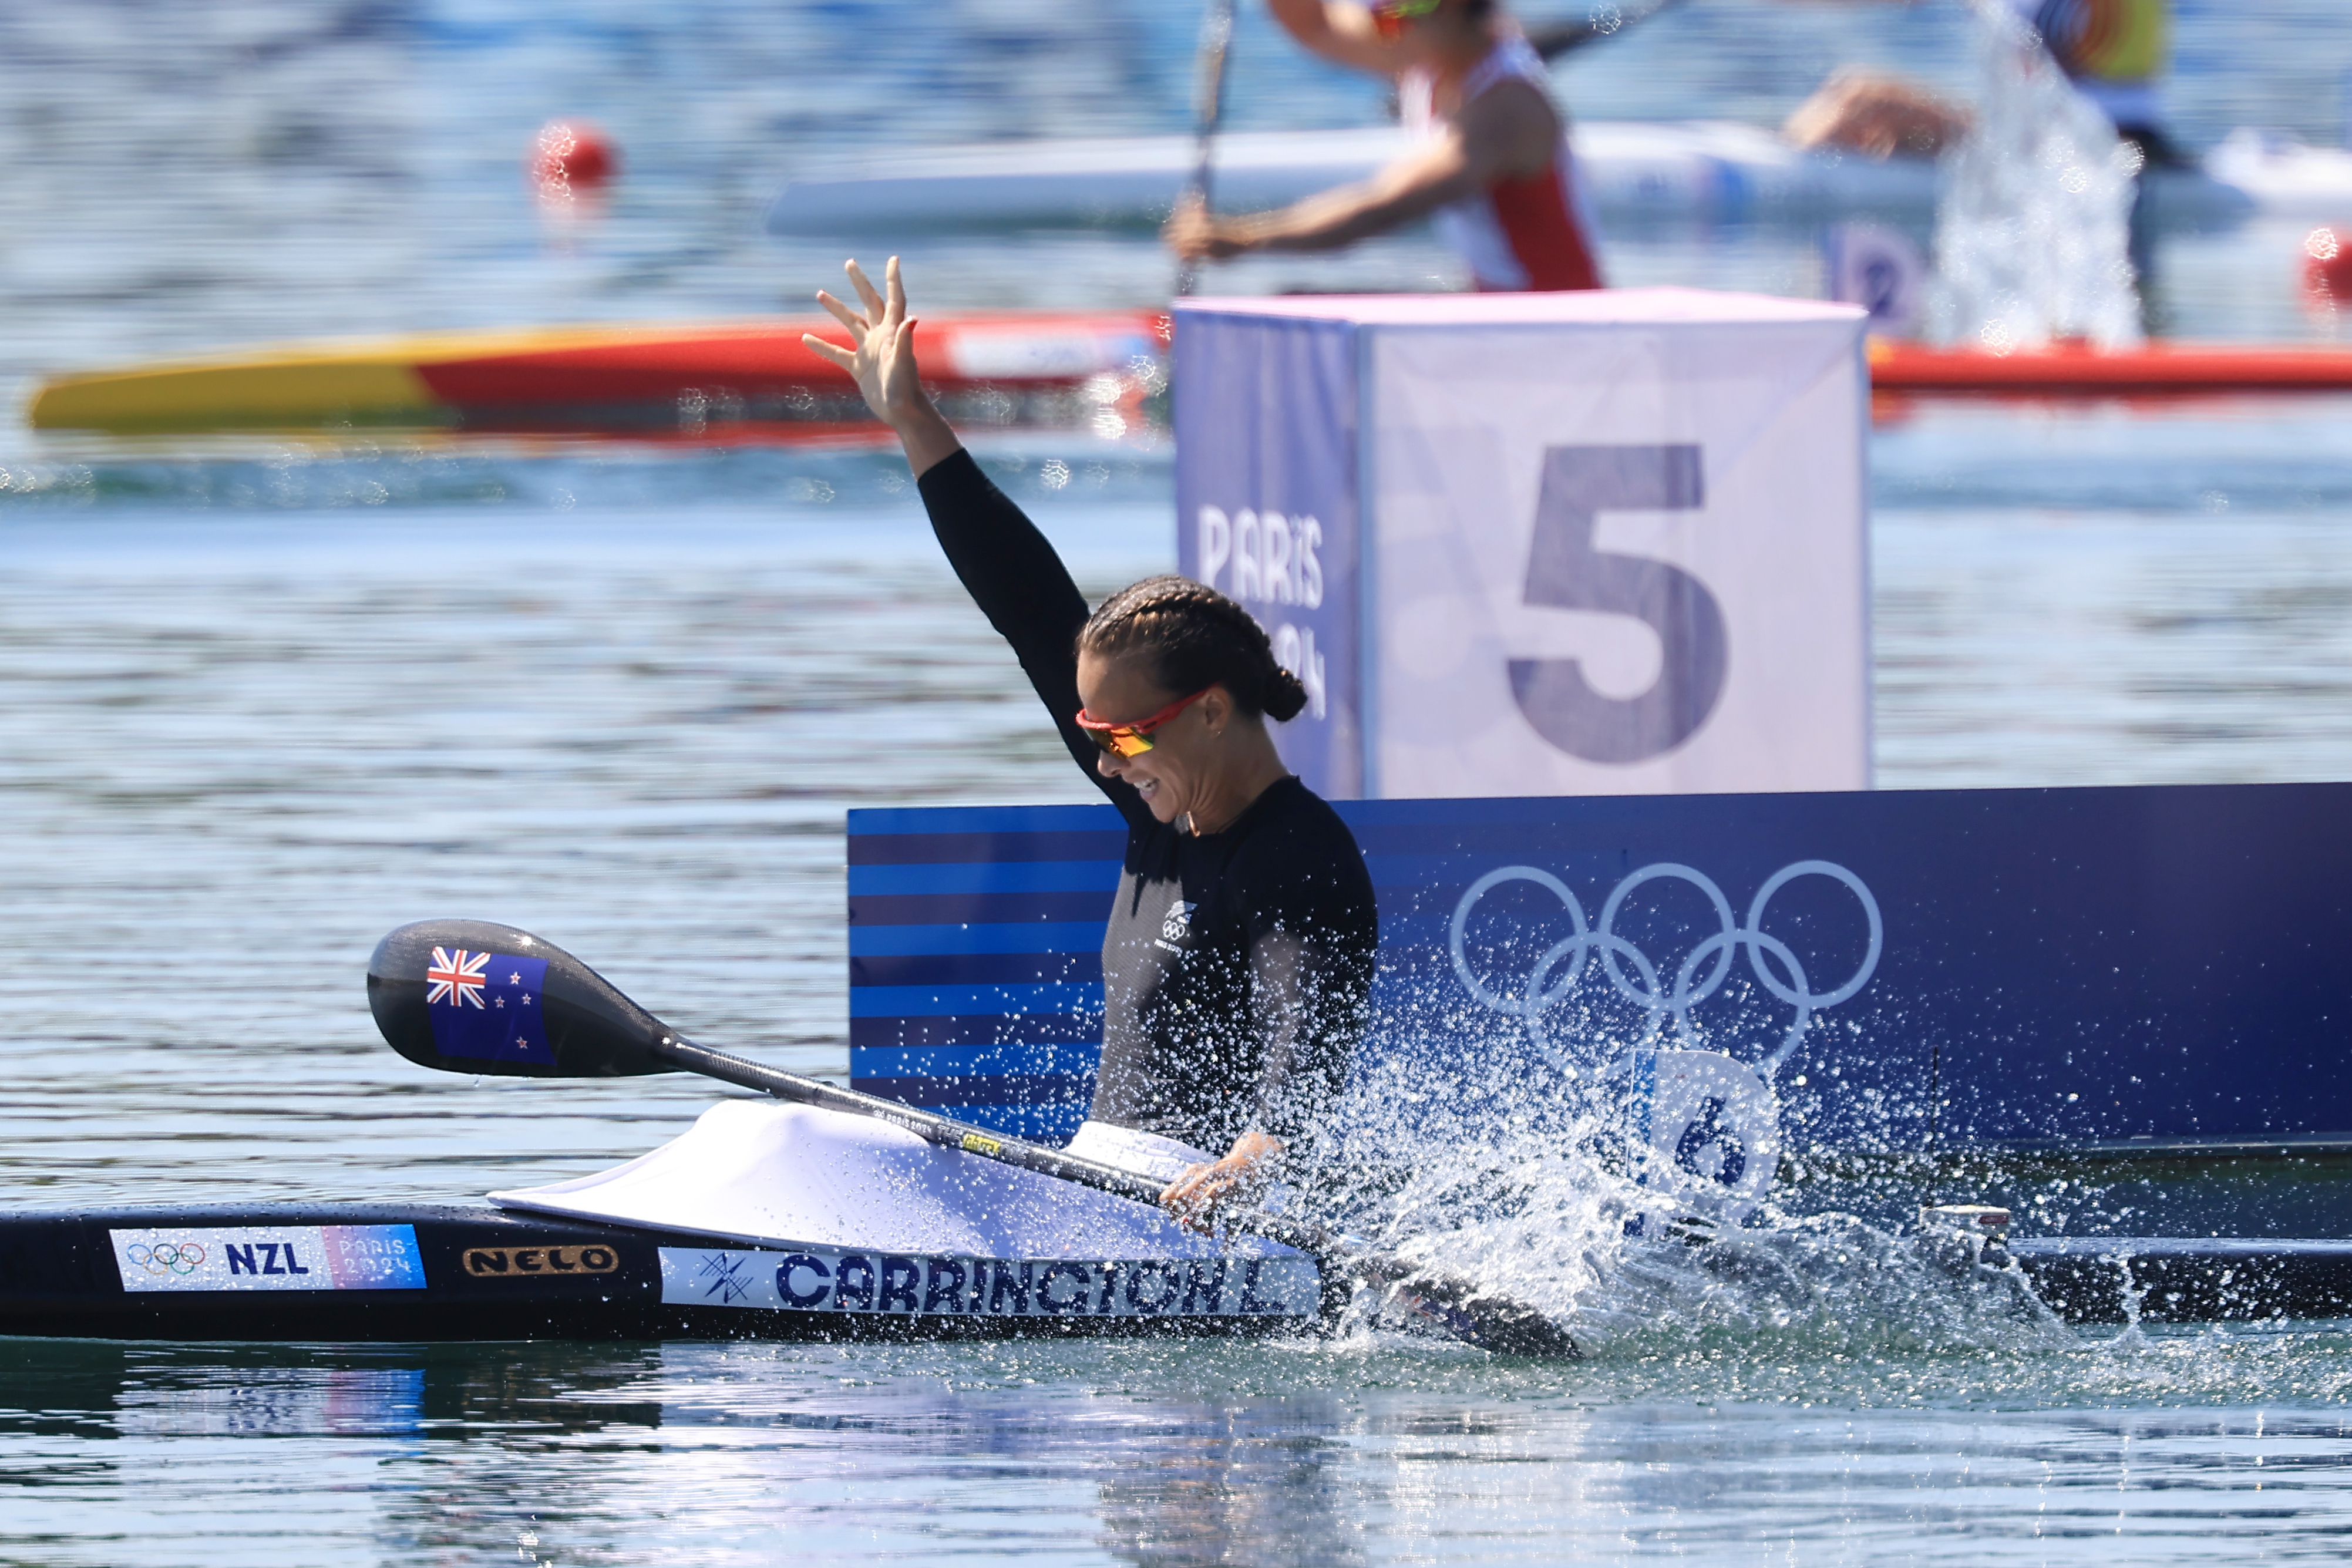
top-left (1508, 444), bottom-right (1724, 764)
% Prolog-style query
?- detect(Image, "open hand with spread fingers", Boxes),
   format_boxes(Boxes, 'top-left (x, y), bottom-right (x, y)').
top-left (802, 255), bottom-right (963, 477)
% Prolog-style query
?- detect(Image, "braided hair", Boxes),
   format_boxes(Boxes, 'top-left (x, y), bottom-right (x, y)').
top-left (1079, 576), bottom-right (1308, 724)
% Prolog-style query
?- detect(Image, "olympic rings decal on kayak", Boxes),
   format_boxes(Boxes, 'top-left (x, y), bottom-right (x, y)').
top-left (125, 1241), bottom-right (206, 1275)
top-left (1448, 860), bottom-right (1882, 1076)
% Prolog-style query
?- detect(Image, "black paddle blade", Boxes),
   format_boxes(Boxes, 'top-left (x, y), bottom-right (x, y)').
top-left (1382, 1270), bottom-right (1582, 1359)
top-left (366, 919), bottom-right (676, 1079)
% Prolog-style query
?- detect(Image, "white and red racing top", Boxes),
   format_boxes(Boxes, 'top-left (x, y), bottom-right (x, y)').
top-left (1400, 35), bottom-right (1604, 292)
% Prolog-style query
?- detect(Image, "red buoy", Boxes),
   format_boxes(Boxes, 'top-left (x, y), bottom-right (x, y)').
top-left (2303, 226), bottom-right (2352, 302)
top-left (530, 120), bottom-right (618, 206)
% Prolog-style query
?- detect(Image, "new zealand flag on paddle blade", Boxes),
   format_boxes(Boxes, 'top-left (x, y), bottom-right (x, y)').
top-left (424, 946), bottom-right (554, 1066)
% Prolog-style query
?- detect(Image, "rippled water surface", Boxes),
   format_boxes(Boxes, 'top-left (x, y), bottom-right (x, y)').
top-left (10, 2), bottom-right (2352, 1563)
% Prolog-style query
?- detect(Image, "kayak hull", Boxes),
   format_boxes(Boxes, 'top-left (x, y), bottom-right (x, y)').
top-left (1872, 341), bottom-right (2352, 396)
top-left (11, 1203), bottom-right (2352, 1341)
top-left (38, 312), bottom-right (2352, 438)
top-left (762, 123), bottom-right (2344, 237)
top-left (25, 312), bottom-right (1168, 435)
top-left (0, 1203), bottom-right (1320, 1344)
top-left (2008, 1237), bottom-right (2352, 1325)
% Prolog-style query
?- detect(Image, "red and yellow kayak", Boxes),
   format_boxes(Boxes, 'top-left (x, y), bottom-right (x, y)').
top-left (26, 312), bottom-right (1170, 433)
top-left (32, 314), bottom-right (2352, 433)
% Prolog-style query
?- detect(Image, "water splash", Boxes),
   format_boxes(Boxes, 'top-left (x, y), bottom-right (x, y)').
top-left (1932, 0), bottom-right (2143, 351)
top-left (1319, 1058), bottom-right (2075, 1363)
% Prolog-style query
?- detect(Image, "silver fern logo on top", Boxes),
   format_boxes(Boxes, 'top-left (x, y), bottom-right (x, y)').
top-left (1156, 899), bottom-right (1199, 953)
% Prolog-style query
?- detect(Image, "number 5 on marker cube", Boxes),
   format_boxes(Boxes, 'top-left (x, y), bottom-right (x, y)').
top-left (1509, 445), bottom-right (1722, 764)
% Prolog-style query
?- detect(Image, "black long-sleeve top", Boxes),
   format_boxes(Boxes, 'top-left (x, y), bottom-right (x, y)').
top-left (916, 450), bottom-right (1378, 1154)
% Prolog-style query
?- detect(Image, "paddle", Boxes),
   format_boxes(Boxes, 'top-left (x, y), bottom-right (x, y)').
top-left (366, 917), bottom-right (1577, 1357)
top-left (1173, 0), bottom-right (1236, 299)
top-left (1525, 0), bottom-right (1685, 62)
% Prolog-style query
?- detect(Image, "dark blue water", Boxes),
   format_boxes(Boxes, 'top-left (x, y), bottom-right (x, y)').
top-left (9, 4), bottom-right (2352, 1563)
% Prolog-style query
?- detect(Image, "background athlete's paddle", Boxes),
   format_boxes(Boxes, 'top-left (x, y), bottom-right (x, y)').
top-left (368, 917), bottom-right (1577, 1357)
top-left (1526, 0), bottom-right (1685, 61)
top-left (1173, 0), bottom-right (1235, 298)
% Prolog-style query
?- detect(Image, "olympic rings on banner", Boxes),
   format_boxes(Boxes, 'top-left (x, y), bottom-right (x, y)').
top-left (125, 1241), bottom-right (206, 1276)
top-left (1448, 859), bottom-right (1882, 1076)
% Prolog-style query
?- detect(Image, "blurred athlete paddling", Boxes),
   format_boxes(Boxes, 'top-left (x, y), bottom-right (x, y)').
top-left (1165, 0), bottom-right (1602, 292)
top-left (806, 258), bottom-right (1379, 1230)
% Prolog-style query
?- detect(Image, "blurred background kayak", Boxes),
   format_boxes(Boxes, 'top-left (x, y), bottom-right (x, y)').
top-left (25, 312), bottom-right (1167, 435)
top-left (37, 312), bottom-right (2352, 435)
top-left (765, 122), bottom-right (2352, 235)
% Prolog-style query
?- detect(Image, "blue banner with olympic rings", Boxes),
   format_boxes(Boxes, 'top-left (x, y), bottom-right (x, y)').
top-left (849, 780), bottom-right (2352, 1166)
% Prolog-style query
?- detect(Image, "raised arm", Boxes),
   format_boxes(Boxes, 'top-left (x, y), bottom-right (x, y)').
top-left (803, 258), bottom-right (1144, 817)
top-left (1266, 0), bottom-right (1416, 76)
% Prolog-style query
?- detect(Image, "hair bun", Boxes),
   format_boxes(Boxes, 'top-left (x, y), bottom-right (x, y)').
top-left (1262, 666), bottom-right (1308, 724)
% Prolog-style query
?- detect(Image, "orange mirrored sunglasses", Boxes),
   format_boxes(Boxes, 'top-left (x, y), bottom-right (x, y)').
top-left (1075, 687), bottom-right (1213, 759)
top-left (1370, 0), bottom-right (1444, 39)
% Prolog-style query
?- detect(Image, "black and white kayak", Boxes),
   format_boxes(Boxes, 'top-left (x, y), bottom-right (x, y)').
top-left (11, 916), bottom-right (2348, 1346)
top-left (0, 1116), bottom-right (1324, 1345)
top-left (0, 921), bottom-right (1564, 1353)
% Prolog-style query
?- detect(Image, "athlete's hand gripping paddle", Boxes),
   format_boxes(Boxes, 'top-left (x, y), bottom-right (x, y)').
top-left (367, 917), bottom-right (1577, 1358)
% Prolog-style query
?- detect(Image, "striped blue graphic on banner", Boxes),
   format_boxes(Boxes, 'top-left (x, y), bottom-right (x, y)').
top-left (847, 805), bottom-right (1124, 1140)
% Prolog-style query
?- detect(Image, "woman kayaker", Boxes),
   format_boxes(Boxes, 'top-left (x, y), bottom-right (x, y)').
top-left (805, 257), bottom-right (1378, 1228)
top-left (1164, 0), bottom-right (1603, 292)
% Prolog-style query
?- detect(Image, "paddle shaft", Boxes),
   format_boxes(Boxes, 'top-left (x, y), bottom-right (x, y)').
top-left (1174, 0), bottom-right (1237, 299)
top-left (1526, 0), bottom-right (1685, 61)
top-left (652, 1035), bottom-right (1344, 1261)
